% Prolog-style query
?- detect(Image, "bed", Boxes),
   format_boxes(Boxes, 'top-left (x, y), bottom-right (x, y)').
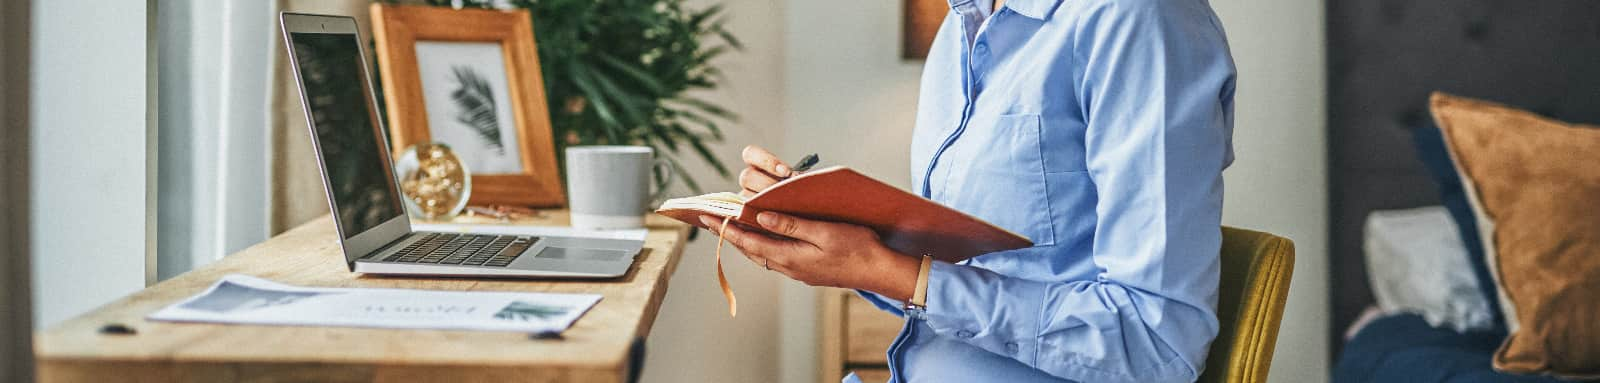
top-left (1326, 1), bottom-right (1600, 381)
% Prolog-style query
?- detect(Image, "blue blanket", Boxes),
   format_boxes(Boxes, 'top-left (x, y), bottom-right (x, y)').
top-left (1333, 314), bottom-right (1582, 383)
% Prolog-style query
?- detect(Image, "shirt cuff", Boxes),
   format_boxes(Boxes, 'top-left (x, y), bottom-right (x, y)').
top-left (853, 289), bottom-right (906, 318)
top-left (921, 261), bottom-right (1048, 363)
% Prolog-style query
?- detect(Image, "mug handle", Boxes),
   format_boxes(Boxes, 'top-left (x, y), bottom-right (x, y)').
top-left (648, 158), bottom-right (675, 204)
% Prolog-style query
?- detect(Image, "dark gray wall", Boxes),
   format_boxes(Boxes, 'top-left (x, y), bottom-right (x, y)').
top-left (1, 0), bottom-right (34, 381)
top-left (1327, 0), bottom-right (1600, 357)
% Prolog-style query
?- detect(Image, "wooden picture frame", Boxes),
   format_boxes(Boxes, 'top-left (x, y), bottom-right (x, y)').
top-left (370, 4), bottom-right (565, 207)
top-left (902, 0), bottom-right (947, 60)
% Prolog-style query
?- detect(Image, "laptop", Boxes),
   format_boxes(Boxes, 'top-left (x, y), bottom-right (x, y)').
top-left (279, 12), bottom-right (642, 278)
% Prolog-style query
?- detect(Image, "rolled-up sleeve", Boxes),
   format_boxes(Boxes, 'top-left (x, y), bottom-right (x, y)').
top-left (916, 1), bottom-right (1236, 382)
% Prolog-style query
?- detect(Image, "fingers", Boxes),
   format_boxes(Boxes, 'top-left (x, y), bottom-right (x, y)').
top-left (700, 215), bottom-right (726, 232)
top-left (739, 167), bottom-right (783, 195)
top-left (741, 145), bottom-right (791, 178)
top-left (699, 216), bottom-right (807, 267)
top-left (696, 215), bottom-right (841, 288)
top-left (739, 250), bottom-right (794, 275)
top-left (757, 211), bottom-right (837, 243)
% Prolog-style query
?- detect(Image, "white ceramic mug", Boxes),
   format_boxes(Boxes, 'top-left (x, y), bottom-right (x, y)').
top-left (565, 146), bottom-right (672, 230)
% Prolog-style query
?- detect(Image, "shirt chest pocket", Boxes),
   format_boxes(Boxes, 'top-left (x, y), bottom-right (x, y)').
top-left (938, 113), bottom-right (1057, 247)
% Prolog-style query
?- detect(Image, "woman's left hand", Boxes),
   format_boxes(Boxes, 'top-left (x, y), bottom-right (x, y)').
top-left (698, 212), bottom-right (921, 301)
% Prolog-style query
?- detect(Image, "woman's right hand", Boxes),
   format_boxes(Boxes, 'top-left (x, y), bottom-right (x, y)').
top-left (739, 145), bottom-right (791, 196)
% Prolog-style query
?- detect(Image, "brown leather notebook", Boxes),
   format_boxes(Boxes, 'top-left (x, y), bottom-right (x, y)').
top-left (656, 166), bottom-right (1033, 262)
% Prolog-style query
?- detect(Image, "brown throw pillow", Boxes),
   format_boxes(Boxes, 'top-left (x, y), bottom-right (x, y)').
top-left (1430, 92), bottom-right (1600, 378)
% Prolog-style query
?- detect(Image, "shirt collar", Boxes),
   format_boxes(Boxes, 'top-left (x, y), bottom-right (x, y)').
top-left (947, 0), bottom-right (1062, 20)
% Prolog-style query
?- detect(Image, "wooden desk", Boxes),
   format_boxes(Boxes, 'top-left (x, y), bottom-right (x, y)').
top-left (34, 212), bottom-right (690, 383)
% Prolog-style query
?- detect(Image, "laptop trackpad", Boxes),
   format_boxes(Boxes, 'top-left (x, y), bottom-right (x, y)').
top-left (535, 247), bottom-right (629, 262)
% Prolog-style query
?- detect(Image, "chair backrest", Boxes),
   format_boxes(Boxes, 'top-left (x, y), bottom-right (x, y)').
top-left (1198, 226), bottom-right (1296, 383)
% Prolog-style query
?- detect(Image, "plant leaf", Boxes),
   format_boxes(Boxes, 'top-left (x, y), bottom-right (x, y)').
top-left (597, 52), bottom-right (667, 96)
top-left (682, 129), bottom-right (731, 178)
top-left (675, 97), bottom-right (736, 120)
top-left (481, 0), bottom-right (741, 193)
top-left (449, 66), bottom-right (504, 154)
top-left (587, 66), bottom-right (650, 126)
top-left (567, 65), bottom-right (626, 144)
top-left (669, 108), bottom-right (724, 140)
top-left (660, 154), bottom-right (704, 194)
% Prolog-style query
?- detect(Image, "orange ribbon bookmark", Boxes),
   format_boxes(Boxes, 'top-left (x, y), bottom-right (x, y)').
top-left (715, 216), bottom-right (738, 317)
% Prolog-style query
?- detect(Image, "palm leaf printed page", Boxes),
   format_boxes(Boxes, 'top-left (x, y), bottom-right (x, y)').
top-left (450, 66), bottom-right (505, 154)
top-left (149, 274), bottom-right (600, 333)
top-left (413, 41), bottom-right (524, 174)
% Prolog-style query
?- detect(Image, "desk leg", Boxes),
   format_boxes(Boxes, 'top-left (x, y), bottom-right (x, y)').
top-left (628, 336), bottom-right (647, 383)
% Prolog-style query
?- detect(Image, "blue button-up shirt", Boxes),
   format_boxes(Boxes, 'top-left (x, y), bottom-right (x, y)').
top-left (850, 0), bottom-right (1235, 382)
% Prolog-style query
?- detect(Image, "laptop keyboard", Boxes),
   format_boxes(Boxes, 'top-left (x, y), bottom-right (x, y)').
top-left (382, 233), bottom-right (536, 267)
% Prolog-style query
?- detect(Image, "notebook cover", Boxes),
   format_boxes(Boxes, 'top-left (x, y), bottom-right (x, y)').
top-left (655, 166), bottom-right (1033, 263)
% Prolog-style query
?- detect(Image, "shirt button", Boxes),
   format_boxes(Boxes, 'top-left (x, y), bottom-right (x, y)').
top-left (974, 43), bottom-right (989, 57)
top-left (956, 330), bottom-right (975, 339)
top-left (1005, 342), bottom-right (1020, 354)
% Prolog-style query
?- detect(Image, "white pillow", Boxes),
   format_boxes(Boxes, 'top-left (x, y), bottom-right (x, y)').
top-left (1363, 206), bottom-right (1493, 332)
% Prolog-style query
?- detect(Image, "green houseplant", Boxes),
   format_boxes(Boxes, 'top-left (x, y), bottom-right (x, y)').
top-left (406, 0), bottom-right (741, 193)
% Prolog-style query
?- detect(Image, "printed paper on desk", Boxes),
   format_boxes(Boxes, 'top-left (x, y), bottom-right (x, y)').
top-left (412, 222), bottom-right (648, 241)
top-left (149, 274), bottom-right (601, 333)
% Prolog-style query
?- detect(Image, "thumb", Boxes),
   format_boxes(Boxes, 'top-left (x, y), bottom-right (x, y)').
top-left (755, 211), bottom-right (824, 242)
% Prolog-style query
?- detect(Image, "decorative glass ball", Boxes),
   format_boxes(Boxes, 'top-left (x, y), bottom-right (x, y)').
top-left (396, 142), bottom-right (471, 219)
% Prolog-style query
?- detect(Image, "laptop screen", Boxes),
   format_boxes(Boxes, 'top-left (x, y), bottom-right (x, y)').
top-left (289, 32), bottom-right (405, 239)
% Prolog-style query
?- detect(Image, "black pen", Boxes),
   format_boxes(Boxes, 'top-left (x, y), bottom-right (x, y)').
top-left (790, 153), bottom-right (821, 176)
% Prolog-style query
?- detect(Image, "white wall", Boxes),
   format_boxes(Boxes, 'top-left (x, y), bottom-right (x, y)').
top-left (1209, 0), bottom-right (1329, 381)
top-left (640, 1), bottom-right (788, 382)
top-left (778, 2), bottom-right (926, 383)
top-left (29, 0), bottom-right (156, 328)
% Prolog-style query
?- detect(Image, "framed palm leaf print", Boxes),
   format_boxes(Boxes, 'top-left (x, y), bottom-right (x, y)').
top-left (371, 4), bottom-right (564, 207)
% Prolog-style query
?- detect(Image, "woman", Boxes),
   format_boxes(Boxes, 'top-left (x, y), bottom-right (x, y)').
top-left (704, 0), bottom-right (1235, 381)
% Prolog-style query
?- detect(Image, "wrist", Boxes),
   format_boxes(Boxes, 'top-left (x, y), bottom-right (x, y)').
top-left (862, 246), bottom-right (920, 302)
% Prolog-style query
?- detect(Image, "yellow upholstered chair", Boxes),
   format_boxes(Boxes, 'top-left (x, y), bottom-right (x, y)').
top-left (1198, 227), bottom-right (1296, 383)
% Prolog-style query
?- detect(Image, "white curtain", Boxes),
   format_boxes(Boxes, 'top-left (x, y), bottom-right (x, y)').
top-left (156, 0), bottom-right (277, 279)
top-left (156, 0), bottom-right (404, 278)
